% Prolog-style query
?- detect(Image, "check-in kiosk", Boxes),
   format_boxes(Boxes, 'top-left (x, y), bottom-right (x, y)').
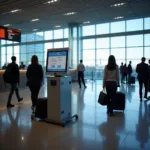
top-left (45, 48), bottom-right (78, 127)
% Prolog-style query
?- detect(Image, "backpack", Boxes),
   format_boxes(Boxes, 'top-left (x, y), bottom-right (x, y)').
top-left (3, 64), bottom-right (13, 83)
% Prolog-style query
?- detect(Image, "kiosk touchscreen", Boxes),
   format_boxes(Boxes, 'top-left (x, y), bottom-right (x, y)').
top-left (46, 48), bottom-right (68, 76)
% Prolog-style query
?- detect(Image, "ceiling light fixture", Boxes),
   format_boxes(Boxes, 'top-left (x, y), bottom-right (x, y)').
top-left (33, 29), bottom-right (38, 31)
top-left (83, 21), bottom-right (90, 24)
top-left (44, 0), bottom-right (58, 4)
top-left (10, 9), bottom-right (21, 13)
top-left (4, 24), bottom-right (11, 27)
top-left (114, 16), bottom-right (124, 19)
top-left (54, 25), bottom-right (61, 28)
top-left (31, 18), bottom-right (40, 22)
top-left (64, 12), bottom-right (77, 16)
top-left (111, 2), bottom-right (126, 7)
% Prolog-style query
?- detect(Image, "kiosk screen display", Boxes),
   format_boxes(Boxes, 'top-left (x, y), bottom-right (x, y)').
top-left (46, 50), bottom-right (68, 72)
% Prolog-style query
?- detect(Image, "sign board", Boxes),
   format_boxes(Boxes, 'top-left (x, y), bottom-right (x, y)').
top-left (0, 26), bottom-right (21, 42)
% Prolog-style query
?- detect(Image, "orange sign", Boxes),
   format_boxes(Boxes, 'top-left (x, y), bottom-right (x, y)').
top-left (0, 29), bottom-right (5, 38)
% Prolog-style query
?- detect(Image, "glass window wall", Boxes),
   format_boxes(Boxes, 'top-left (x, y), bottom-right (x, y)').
top-left (144, 17), bottom-right (150, 30)
top-left (96, 23), bottom-right (109, 35)
top-left (111, 21), bottom-right (125, 33)
top-left (54, 29), bottom-right (63, 39)
top-left (44, 31), bottom-right (53, 40)
top-left (126, 18), bottom-right (143, 31)
top-left (111, 36), bottom-right (125, 48)
top-left (127, 35), bottom-right (143, 47)
top-left (82, 25), bottom-right (95, 36)
top-left (96, 38), bottom-right (109, 49)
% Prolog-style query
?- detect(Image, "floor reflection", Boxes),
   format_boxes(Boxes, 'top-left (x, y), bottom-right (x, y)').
top-left (0, 81), bottom-right (150, 150)
top-left (136, 102), bottom-right (150, 149)
top-left (98, 114), bottom-right (125, 150)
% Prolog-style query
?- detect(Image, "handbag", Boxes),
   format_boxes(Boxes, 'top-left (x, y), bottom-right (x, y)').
top-left (98, 89), bottom-right (109, 106)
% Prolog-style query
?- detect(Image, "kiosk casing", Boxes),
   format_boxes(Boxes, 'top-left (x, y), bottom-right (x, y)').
top-left (47, 76), bottom-right (72, 121)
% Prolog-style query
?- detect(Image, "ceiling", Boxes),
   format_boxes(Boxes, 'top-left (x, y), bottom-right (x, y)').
top-left (0, 0), bottom-right (150, 33)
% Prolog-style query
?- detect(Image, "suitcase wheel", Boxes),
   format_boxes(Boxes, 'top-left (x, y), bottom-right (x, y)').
top-left (62, 123), bottom-right (65, 127)
top-left (75, 115), bottom-right (79, 120)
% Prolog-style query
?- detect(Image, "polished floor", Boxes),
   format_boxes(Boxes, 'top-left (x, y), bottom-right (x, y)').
top-left (0, 80), bottom-right (150, 150)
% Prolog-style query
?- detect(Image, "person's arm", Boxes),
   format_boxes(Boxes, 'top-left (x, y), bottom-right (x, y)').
top-left (136, 64), bottom-right (139, 73)
top-left (26, 65), bottom-right (30, 80)
top-left (16, 65), bottom-right (20, 83)
top-left (77, 64), bottom-right (79, 71)
top-left (116, 66), bottom-right (120, 86)
top-left (83, 64), bottom-right (85, 72)
top-left (103, 66), bottom-right (107, 88)
top-left (39, 65), bottom-right (43, 82)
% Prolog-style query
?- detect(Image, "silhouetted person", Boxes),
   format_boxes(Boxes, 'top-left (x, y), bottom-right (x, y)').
top-left (103, 55), bottom-right (120, 116)
top-left (128, 61), bottom-right (133, 79)
top-left (120, 62), bottom-right (124, 83)
top-left (7, 56), bottom-right (23, 108)
top-left (19, 61), bottom-right (26, 69)
top-left (26, 55), bottom-right (43, 114)
top-left (123, 63), bottom-right (128, 83)
top-left (2, 63), bottom-right (7, 70)
top-left (136, 57), bottom-right (149, 102)
top-left (77, 60), bottom-right (87, 88)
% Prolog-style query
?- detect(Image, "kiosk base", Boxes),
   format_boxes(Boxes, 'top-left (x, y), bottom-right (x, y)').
top-left (31, 114), bottom-right (78, 127)
top-left (45, 114), bottom-right (78, 127)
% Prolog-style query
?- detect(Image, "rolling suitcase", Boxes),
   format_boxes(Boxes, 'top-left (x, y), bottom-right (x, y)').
top-left (128, 76), bottom-right (135, 84)
top-left (113, 92), bottom-right (125, 112)
top-left (35, 97), bottom-right (47, 119)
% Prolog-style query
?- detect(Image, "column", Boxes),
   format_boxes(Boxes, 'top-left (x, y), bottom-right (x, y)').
top-left (68, 23), bottom-right (80, 68)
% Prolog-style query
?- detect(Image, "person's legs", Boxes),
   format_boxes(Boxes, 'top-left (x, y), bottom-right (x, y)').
top-left (106, 82), bottom-right (117, 115)
top-left (78, 72), bottom-right (81, 88)
top-left (139, 80), bottom-right (143, 100)
top-left (33, 87), bottom-right (40, 107)
top-left (128, 73), bottom-right (131, 83)
top-left (15, 84), bottom-right (23, 102)
top-left (125, 74), bottom-right (128, 83)
top-left (81, 72), bottom-right (86, 88)
top-left (29, 86), bottom-right (40, 109)
top-left (7, 83), bottom-right (16, 107)
top-left (144, 80), bottom-right (148, 99)
top-left (121, 73), bottom-right (124, 83)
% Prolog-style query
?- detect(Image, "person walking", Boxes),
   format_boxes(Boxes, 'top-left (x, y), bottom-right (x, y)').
top-left (26, 55), bottom-right (43, 113)
top-left (120, 62), bottom-right (124, 83)
top-left (123, 63), bottom-right (128, 83)
top-left (7, 56), bottom-right (23, 108)
top-left (128, 61), bottom-right (133, 79)
top-left (136, 57), bottom-right (150, 102)
top-left (77, 60), bottom-right (87, 88)
top-left (103, 55), bottom-right (120, 116)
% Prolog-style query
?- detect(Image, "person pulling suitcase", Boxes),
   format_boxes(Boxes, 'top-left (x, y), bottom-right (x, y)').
top-left (103, 55), bottom-right (120, 116)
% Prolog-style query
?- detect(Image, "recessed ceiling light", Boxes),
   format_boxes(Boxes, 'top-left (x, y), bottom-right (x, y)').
top-left (33, 29), bottom-right (38, 31)
top-left (54, 25), bottom-right (61, 28)
top-left (4, 24), bottom-right (11, 27)
top-left (83, 21), bottom-right (90, 24)
top-left (114, 16), bottom-right (124, 19)
top-left (64, 12), bottom-right (77, 16)
top-left (31, 18), bottom-right (40, 22)
top-left (10, 9), bottom-right (21, 13)
top-left (111, 2), bottom-right (126, 7)
top-left (44, 0), bottom-right (58, 4)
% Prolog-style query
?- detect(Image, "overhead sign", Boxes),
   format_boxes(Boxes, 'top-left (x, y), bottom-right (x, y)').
top-left (0, 26), bottom-right (21, 42)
